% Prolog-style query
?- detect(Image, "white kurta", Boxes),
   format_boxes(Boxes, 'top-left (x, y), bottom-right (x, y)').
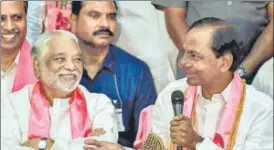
top-left (1, 52), bottom-right (19, 101)
top-left (1, 85), bottom-right (118, 150)
top-left (152, 78), bottom-right (273, 150)
top-left (252, 58), bottom-right (273, 98)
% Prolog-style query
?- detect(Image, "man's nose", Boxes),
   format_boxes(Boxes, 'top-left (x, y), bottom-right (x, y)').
top-left (64, 60), bottom-right (76, 71)
top-left (178, 54), bottom-right (191, 69)
top-left (3, 19), bottom-right (16, 31)
top-left (99, 17), bottom-right (110, 29)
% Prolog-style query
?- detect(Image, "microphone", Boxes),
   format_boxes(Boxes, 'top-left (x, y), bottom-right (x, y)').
top-left (171, 90), bottom-right (184, 116)
top-left (171, 90), bottom-right (184, 150)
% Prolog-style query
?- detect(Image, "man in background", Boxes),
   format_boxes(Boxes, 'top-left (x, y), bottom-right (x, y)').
top-left (71, 1), bottom-right (157, 148)
top-left (152, 1), bottom-right (273, 83)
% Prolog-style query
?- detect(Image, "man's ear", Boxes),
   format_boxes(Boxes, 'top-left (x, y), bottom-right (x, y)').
top-left (70, 14), bottom-right (77, 33)
top-left (220, 53), bottom-right (233, 72)
top-left (33, 57), bottom-right (40, 79)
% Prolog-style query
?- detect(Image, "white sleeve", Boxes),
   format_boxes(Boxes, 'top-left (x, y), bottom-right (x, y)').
top-left (252, 58), bottom-right (273, 98)
top-left (26, 1), bottom-right (46, 46)
top-left (88, 94), bottom-right (118, 142)
top-left (151, 88), bottom-right (174, 148)
top-left (242, 107), bottom-right (273, 150)
top-left (196, 104), bottom-right (273, 150)
top-left (1, 98), bottom-right (34, 150)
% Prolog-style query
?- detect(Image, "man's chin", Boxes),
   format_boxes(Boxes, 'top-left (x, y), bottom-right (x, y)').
top-left (186, 78), bottom-right (200, 86)
top-left (1, 43), bottom-right (21, 52)
top-left (56, 81), bottom-right (79, 93)
top-left (94, 42), bottom-right (111, 48)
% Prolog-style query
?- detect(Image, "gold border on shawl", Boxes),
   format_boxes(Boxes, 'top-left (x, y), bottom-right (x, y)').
top-left (226, 80), bottom-right (246, 150)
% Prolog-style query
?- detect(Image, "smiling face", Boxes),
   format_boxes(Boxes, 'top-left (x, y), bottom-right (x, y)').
top-left (1, 1), bottom-right (26, 52)
top-left (178, 27), bottom-right (225, 86)
top-left (74, 1), bottom-right (117, 47)
top-left (36, 35), bottom-right (83, 93)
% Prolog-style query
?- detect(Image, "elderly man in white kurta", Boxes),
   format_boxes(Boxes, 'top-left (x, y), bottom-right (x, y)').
top-left (147, 18), bottom-right (273, 150)
top-left (1, 30), bottom-right (118, 150)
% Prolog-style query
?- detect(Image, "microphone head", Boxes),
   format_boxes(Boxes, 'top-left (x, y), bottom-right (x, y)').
top-left (171, 90), bottom-right (184, 105)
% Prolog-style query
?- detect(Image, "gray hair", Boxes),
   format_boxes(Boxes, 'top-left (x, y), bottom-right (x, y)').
top-left (31, 30), bottom-right (80, 60)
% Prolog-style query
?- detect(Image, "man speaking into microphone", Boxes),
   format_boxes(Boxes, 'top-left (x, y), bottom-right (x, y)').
top-left (147, 18), bottom-right (273, 150)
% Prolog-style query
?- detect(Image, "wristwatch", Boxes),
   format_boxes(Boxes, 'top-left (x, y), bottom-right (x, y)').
top-left (236, 66), bottom-right (247, 78)
top-left (38, 138), bottom-right (48, 150)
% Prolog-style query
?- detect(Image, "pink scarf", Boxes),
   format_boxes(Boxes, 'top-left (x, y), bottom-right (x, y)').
top-left (182, 72), bottom-right (244, 149)
top-left (45, 1), bottom-right (72, 31)
top-left (12, 40), bottom-right (37, 92)
top-left (28, 81), bottom-right (92, 139)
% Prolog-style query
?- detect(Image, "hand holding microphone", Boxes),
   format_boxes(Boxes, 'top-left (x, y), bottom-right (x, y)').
top-left (170, 90), bottom-right (203, 150)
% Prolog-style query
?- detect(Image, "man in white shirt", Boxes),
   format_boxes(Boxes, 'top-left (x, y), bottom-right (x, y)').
top-left (252, 57), bottom-right (273, 98)
top-left (1, 30), bottom-right (118, 150)
top-left (1, 1), bottom-right (37, 101)
top-left (146, 18), bottom-right (273, 150)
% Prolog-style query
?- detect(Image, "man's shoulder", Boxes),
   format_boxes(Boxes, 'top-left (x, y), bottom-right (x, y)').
top-left (111, 45), bottom-right (149, 69)
top-left (244, 84), bottom-right (273, 112)
top-left (2, 84), bottom-right (33, 114)
top-left (7, 84), bottom-right (33, 103)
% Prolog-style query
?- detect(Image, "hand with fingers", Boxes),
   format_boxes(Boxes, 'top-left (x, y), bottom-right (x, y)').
top-left (88, 128), bottom-right (106, 137)
top-left (21, 138), bottom-right (54, 150)
top-left (170, 115), bottom-right (203, 149)
top-left (83, 139), bottom-right (125, 150)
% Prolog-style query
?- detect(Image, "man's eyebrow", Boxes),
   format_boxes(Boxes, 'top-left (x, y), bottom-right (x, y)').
top-left (87, 10), bottom-right (101, 15)
top-left (108, 12), bottom-right (117, 16)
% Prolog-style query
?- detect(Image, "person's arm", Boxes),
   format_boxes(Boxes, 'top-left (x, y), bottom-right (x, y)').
top-left (163, 7), bottom-right (189, 49)
top-left (151, 1), bottom-right (189, 49)
top-left (1, 98), bottom-right (34, 150)
top-left (51, 94), bottom-right (118, 150)
top-left (240, 2), bottom-right (273, 75)
top-left (87, 94), bottom-right (118, 143)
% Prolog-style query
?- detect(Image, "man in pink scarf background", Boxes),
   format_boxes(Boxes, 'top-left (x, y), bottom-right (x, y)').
top-left (1, 1), bottom-right (37, 101)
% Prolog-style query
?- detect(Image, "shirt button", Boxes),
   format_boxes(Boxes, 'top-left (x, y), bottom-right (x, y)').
top-left (227, 1), bottom-right (232, 6)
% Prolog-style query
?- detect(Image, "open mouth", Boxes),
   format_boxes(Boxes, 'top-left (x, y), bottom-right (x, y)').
top-left (60, 74), bottom-right (77, 80)
top-left (1, 33), bottom-right (17, 41)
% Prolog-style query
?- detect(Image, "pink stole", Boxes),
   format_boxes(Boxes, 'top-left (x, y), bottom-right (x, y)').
top-left (28, 81), bottom-right (92, 139)
top-left (45, 1), bottom-right (72, 31)
top-left (181, 73), bottom-right (244, 149)
top-left (134, 105), bottom-right (154, 149)
top-left (12, 40), bottom-right (37, 92)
